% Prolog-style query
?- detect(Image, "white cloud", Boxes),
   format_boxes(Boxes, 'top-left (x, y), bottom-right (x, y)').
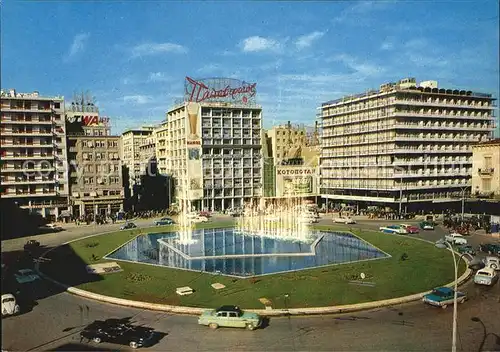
top-left (197, 63), bottom-right (222, 74)
top-left (380, 40), bottom-right (394, 50)
top-left (122, 95), bottom-right (153, 104)
top-left (295, 31), bottom-right (325, 49)
top-left (240, 36), bottom-right (282, 53)
top-left (147, 72), bottom-right (171, 82)
top-left (331, 54), bottom-right (386, 76)
top-left (131, 42), bottom-right (188, 57)
top-left (65, 33), bottom-right (90, 61)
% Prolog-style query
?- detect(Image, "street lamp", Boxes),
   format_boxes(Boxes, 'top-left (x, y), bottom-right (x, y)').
top-left (435, 240), bottom-right (466, 352)
top-left (471, 317), bottom-right (500, 352)
top-left (459, 186), bottom-right (468, 220)
top-left (393, 166), bottom-right (404, 218)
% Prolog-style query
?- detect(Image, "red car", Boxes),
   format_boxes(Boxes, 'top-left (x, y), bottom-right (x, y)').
top-left (199, 211), bottom-right (211, 218)
top-left (401, 224), bottom-right (419, 234)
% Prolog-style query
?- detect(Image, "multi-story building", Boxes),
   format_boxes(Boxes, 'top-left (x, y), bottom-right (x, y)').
top-left (166, 77), bottom-right (263, 211)
top-left (65, 95), bottom-right (124, 218)
top-left (472, 139), bottom-right (500, 198)
top-left (263, 122), bottom-right (320, 203)
top-left (154, 122), bottom-right (169, 175)
top-left (0, 89), bottom-right (69, 220)
top-left (139, 133), bottom-right (156, 169)
top-left (319, 78), bottom-right (496, 212)
top-left (121, 126), bottom-right (155, 193)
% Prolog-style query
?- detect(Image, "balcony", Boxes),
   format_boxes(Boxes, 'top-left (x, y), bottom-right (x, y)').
top-left (478, 168), bottom-right (494, 176)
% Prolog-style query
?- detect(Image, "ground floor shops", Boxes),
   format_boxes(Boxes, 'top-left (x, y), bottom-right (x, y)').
top-left (70, 196), bottom-right (124, 219)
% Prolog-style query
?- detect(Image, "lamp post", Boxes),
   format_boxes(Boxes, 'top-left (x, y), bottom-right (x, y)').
top-left (435, 240), bottom-right (467, 352)
top-left (471, 317), bottom-right (500, 352)
top-left (394, 166), bottom-right (404, 218)
top-left (460, 186), bottom-right (468, 220)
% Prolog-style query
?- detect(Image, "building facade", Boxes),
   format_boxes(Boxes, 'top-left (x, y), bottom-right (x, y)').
top-left (0, 89), bottom-right (69, 219)
top-left (263, 123), bottom-right (321, 202)
top-left (121, 126), bottom-right (155, 194)
top-left (166, 77), bottom-right (263, 212)
top-left (154, 122), bottom-right (169, 175)
top-left (472, 139), bottom-right (500, 198)
top-left (319, 78), bottom-right (496, 212)
top-left (65, 95), bottom-right (124, 218)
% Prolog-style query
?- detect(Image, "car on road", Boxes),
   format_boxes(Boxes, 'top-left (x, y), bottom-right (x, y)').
top-left (198, 305), bottom-right (261, 330)
top-left (1, 293), bottom-right (20, 317)
top-left (483, 256), bottom-right (500, 270)
top-left (45, 223), bottom-right (63, 231)
top-left (299, 214), bottom-right (318, 224)
top-left (456, 245), bottom-right (476, 256)
top-left (400, 224), bottom-right (419, 234)
top-left (23, 240), bottom-right (41, 253)
top-left (479, 243), bottom-right (500, 256)
top-left (80, 320), bottom-right (155, 349)
top-left (14, 269), bottom-right (40, 284)
top-left (419, 221), bottom-right (435, 230)
top-left (192, 216), bottom-right (209, 223)
top-left (379, 225), bottom-right (407, 234)
top-left (334, 217), bottom-right (356, 224)
top-left (154, 217), bottom-right (175, 226)
top-left (422, 287), bottom-right (467, 309)
top-left (445, 233), bottom-right (467, 245)
top-left (474, 268), bottom-right (498, 286)
top-left (120, 222), bottom-right (137, 230)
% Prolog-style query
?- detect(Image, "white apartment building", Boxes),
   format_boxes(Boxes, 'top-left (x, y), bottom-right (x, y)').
top-left (319, 78), bottom-right (496, 212)
top-left (166, 77), bottom-right (263, 211)
top-left (0, 89), bottom-right (69, 219)
top-left (154, 122), bottom-right (168, 175)
top-left (121, 126), bottom-right (155, 193)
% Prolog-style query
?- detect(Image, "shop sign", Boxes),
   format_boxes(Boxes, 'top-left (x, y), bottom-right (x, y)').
top-left (277, 168), bottom-right (315, 176)
top-left (185, 77), bottom-right (257, 104)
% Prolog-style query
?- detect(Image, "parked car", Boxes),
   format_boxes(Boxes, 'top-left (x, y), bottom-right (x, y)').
top-left (23, 240), bottom-right (41, 253)
top-left (299, 214), bottom-right (318, 224)
top-left (1, 293), bottom-right (20, 317)
top-left (120, 222), bottom-right (137, 230)
top-left (334, 217), bottom-right (356, 224)
top-left (456, 245), bottom-right (476, 256)
top-left (45, 223), bottom-right (63, 231)
top-left (474, 267), bottom-right (499, 286)
top-left (445, 233), bottom-right (467, 245)
top-left (419, 221), bottom-right (435, 230)
top-left (192, 216), bottom-right (209, 223)
top-left (422, 287), bottom-right (467, 309)
top-left (80, 319), bottom-right (155, 349)
top-left (14, 269), bottom-right (40, 284)
top-left (379, 225), bottom-right (407, 234)
top-left (199, 211), bottom-right (211, 218)
top-left (154, 217), bottom-right (174, 226)
top-left (198, 305), bottom-right (261, 330)
top-left (479, 243), bottom-right (500, 256)
top-left (400, 224), bottom-right (419, 234)
top-left (483, 256), bottom-right (500, 270)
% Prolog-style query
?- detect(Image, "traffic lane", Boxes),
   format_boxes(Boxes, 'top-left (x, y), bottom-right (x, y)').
top-left (3, 279), bottom-right (499, 352)
top-left (1, 215), bottom-right (232, 253)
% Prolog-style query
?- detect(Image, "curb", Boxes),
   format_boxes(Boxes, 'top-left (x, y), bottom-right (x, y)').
top-left (35, 231), bottom-right (474, 317)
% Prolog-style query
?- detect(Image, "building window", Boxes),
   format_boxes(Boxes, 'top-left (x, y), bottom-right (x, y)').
top-left (484, 156), bottom-right (492, 169)
top-left (482, 179), bottom-right (491, 191)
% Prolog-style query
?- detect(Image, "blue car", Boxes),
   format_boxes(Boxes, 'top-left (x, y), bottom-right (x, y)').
top-left (422, 287), bottom-right (467, 309)
top-left (154, 217), bottom-right (174, 226)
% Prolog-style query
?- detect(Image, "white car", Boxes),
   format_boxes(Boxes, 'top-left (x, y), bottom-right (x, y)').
top-left (15, 269), bottom-right (40, 284)
top-left (45, 223), bottom-right (63, 231)
top-left (474, 267), bottom-right (498, 286)
top-left (483, 256), bottom-right (500, 270)
top-left (1, 294), bottom-right (20, 317)
top-left (334, 217), bottom-right (356, 224)
top-left (192, 216), bottom-right (209, 223)
top-left (299, 215), bottom-right (318, 224)
top-left (445, 233), bottom-right (467, 245)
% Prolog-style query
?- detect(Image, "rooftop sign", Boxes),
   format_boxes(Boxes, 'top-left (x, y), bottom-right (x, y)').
top-left (185, 77), bottom-right (257, 104)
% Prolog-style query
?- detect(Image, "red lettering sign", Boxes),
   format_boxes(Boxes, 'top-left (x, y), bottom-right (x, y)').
top-left (187, 140), bottom-right (201, 145)
top-left (185, 77), bottom-right (257, 104)
top-left (82, 116), bottom-right (99, 126)
top-left (67, 114), bottom-right (110, 126)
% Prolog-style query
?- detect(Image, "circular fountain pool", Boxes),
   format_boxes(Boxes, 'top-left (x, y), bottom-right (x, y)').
top-left (106, 228), bottom-right (390, 278)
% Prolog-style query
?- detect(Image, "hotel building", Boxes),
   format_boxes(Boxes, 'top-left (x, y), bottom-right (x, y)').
top-left (0, 89), bottom-right (69, 219)
top-left (319, 78), bottom-right (496, 211)
top-left (165, 77), bottom-right (263, 211)
top-left (472, 139), bottom-right (500, 198)
top-left (66, 96), bottom-right (124, 217)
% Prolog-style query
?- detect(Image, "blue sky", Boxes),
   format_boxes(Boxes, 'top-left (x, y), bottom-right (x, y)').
top-left (2, 1), bottom-right (499, 135)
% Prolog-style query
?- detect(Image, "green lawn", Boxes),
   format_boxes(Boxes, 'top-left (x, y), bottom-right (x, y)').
top-left (41, 221), bottom-right (466, 309)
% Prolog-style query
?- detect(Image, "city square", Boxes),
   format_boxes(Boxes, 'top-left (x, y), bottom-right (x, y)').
top-left (2, 1), bottom-right (500, 351)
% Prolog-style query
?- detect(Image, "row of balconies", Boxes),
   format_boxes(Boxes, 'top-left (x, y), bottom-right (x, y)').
top-left (320, 180), bottom-right (471, 190)
top-left (321, 134), bottom-right (484, 146)
top-left (2, 105), bottom-right (57, 112)
top-left (201, 139), bottom-right (261, 146)
top-left (321, 147), bottom-right (472, 158)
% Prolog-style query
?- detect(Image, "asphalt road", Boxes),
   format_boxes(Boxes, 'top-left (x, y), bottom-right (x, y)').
top-left (2, 216), bottom-right (500, 352)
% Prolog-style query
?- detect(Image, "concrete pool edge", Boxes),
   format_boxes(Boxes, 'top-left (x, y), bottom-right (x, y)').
top-left (34, 229), bottom-right (473, 317)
